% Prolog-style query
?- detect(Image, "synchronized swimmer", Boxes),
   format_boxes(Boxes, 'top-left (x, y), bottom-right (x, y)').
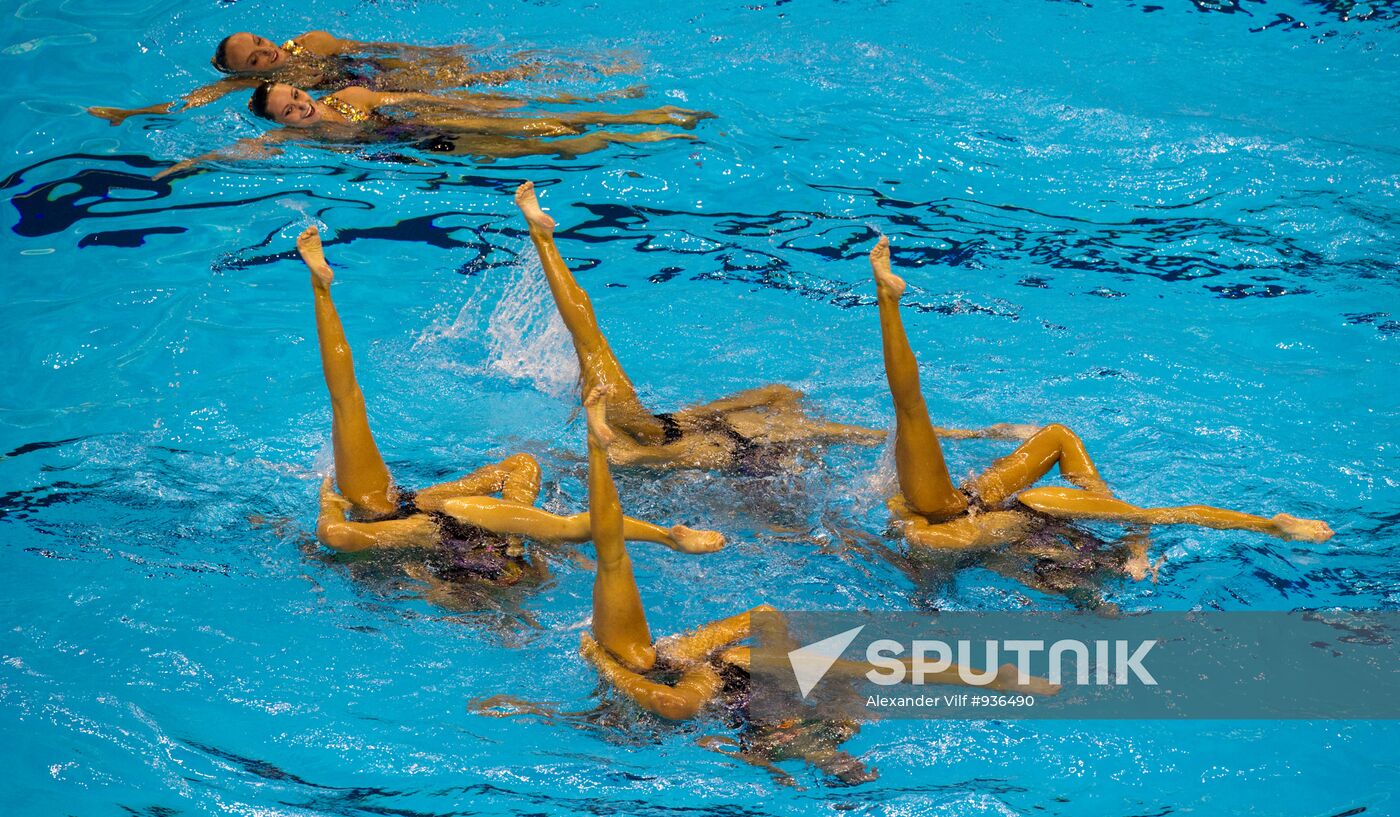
top-left (866, 237), bottom-right (1333, 550)
top-left (295, 225), bottom-right (722, 590)
top-left (89, 30), bottom-right (600, 125)
top-left (512, 182), bottom-right (1035, 473)
top-left (153, 86), bottom-right (707, 177)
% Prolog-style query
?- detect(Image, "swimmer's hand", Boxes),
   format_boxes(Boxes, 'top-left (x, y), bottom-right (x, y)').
top-left (153, 159), bottom-right (200, 181)
top-left (297, 226), bottom-right (334, 286)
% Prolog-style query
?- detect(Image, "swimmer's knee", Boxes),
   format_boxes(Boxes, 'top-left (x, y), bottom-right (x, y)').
top-left (503, 452), bottom-right (542, 476)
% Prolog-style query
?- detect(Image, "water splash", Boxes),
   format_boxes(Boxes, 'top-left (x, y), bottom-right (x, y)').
top-left (416, 243), bottom-right (579, 398)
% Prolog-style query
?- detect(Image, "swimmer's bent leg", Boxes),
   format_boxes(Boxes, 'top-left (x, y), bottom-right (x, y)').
top-left (963, 423), bottom-right (1111, 508)
top-left (1017, 486), bottom-right (1334, 542)
top-left (412, 453), bottom-right (542, 511)
top-left (581, 633), bottom-right (722, 720)
top-left (655, 604), bottom-right (778, 667)
top-left (317, 479), bottom-right (439, 551)
top-left (897, 505), bottom-right (1035, 552)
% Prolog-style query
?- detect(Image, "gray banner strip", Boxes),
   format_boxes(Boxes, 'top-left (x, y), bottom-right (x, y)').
top-left (748, 611), bottom-right (1400, 720)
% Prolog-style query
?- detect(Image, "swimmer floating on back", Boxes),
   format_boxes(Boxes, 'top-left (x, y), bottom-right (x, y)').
top-left (867, 236), bottom-right (1334, 553)
top-left (154, 85), bottom-right (707, 178)
top-left (88, 30), bottom-right (608, 126)
top-left (512, 181), bottom-right (1037, 472)
top-left (296, 225), bottom-right (724, 588)
top-left (563, 386), bottom-right (1057, 785)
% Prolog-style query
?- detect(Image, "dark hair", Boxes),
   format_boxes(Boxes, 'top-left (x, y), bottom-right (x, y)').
top-left (248, 82), bottom-right (275, 119)
top-left (212, 35), bottom-right (236, 73)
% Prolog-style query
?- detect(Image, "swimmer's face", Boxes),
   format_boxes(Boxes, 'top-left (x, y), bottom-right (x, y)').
top-left (263, 84), bottom-right (322, 126)
top-left (221, 32), bottom-right (287, 73)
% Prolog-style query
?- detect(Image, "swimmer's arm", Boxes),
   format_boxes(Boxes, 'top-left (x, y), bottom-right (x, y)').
top-left (316, 477), bottom-right (439, 551)
top-left (581, 633), bottom-right (722, 721)
top-left (86, 79), bottom-right (257, 126)
top-left (152, 134), bottom-right (290, 180)
top-left (303, 31), bottom-right (479, 58)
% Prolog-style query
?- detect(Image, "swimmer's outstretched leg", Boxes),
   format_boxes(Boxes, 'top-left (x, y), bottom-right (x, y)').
top-left (871, 237), bottom-right (967, 518)
top-left (300, 226), bottom-right (396, 518)
top-left (436, 496), bottom-right (726, 554)
top-left (1017, 486), bottom-right (1334, 542)
top-left (961, 423), bottom-right (1112, 508)
top-left (514, 180), bottom-right (669, 443)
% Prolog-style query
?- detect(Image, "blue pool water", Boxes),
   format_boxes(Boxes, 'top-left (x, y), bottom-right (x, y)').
top-left (3, 0), bottom-right (1399, 813)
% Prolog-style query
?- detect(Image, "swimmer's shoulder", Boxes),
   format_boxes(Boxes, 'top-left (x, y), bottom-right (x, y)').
top-left (295, 30), bottom-right (344, 55)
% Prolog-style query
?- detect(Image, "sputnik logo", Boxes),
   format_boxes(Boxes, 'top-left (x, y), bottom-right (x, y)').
top-left (787, 625), bottom-right (865, 698)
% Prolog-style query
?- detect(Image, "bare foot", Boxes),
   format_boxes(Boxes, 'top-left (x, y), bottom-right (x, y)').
top-left (514, 181), bottom-right (556, 232)
top-left (583, 385), bottom-right (617, 448)
top-left (1272, 513), bottom-right (1334, 543)
top-left (579, 631), bottom-right (603, 664)
top-left (668, 525), bottom-right (726, 554)
top-left (870, 236), bottom-right (905, 298)
top-left (297, 226), bottom-right (333, 287)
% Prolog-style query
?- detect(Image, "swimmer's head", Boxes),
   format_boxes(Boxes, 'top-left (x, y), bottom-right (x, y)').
top-left (214, 32), bottom-right (287, 73)
top-left (249, 82), bottom-right (323, 126)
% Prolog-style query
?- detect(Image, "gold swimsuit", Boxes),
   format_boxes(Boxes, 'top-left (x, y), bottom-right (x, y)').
top-left (320, 94), bottom-right (371, 123)
top-left (281, 39), bottom-right (306, 57)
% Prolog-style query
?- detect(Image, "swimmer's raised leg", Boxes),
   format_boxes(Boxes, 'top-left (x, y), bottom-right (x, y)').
top-left (515, 180), bottom-right (668, 443)
top-left (1017, 486), bottom-right (1334, 542)
top-left (437, 495), bottom-right (726, 554)
top-left (300, 226), bottom-right (396, 518)
top-left (871, 237), bottom-right (967, 519)
top-left (583, 387), bottom-right (656, 671)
